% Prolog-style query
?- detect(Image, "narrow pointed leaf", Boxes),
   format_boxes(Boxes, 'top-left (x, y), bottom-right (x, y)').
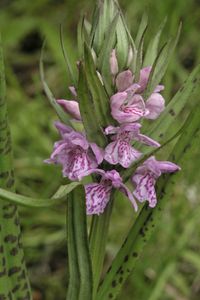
top-left (143, 17), bottom-right (167, 66)
top-left (144, 23), bottom-right (182, 99)
top-left (0, 182), bottom-right (81, 207)
top-left (77, 62), bottom-right (107, 147)
top-left (145, 63), bottom-right (200, 142)
top-left (135, 13), bottom-right (148, 48)
top-left (60, 24), bottom-right (77, 85)
top-left (40, 42), bottom-right (71, 125)
top-left (135, 25), bottom-right (148, 82)
top-left (84, 43), bottom-right (114, 127)
top-left (116, 16), bottom-right (129, 69)
top-left (97, 13), bottom-right (119, 92)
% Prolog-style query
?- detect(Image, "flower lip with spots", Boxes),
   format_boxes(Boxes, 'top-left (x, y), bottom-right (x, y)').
top-left (104, 123), bottom-right (160, 168)
top-left (85, 169), bottom-right (138, 215)
top-left (132, 156), bottom-right (181, 208)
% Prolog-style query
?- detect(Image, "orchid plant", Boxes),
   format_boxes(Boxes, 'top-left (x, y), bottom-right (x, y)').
top-left (0, 0), bottom-right (200, 299)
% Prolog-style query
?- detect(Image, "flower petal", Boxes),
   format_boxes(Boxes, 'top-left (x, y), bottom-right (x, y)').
top-left (85, 183), bottom-right (112, 215)
top-left (154, 85), bottom-right (164, 93)
top-left (145, 93), bottom-right (165, 119)
top-left (119, 183), bottom-right (138, 211)
top-left (133, 173), bottom-right (157, 208)
top-left (137, 66), bottom-right (152, 93)
top-left (111, 93), bottom-right (146, 123)
top-left (57, 99), bottom-right (81, 120)
top-left (116, 70), bottom-right (133, 92)
top-left (64, 149), bottom-right (98, 180)
top-left (104, 140), bottom-right (141, 168)
top-left (90, 142), bottom-right (104, 164)
top-left (54, 121), bottom-right (73, 136)
top-left (156, 161), bottom-right (181, 173)
top-left (104, 125), bottom-right (120, 135)
top-left (135, 133), bottom-right (160, 147)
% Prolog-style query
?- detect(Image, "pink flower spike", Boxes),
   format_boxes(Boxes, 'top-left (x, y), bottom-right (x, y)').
top-left (116, 70), bottom-right (133, 92)
top-left (57, 99), bottom-right (81, 121)
top-left (45, 122), bottom-right (103, 181)
top-left (132, 156), bottom-right (181, 207)
top-left (85, 170), bottom-right (137, 215)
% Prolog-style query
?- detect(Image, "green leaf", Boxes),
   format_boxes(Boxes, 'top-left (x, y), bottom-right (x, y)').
top-left (39, 41), bottom-right (72, 126)
top-left (97, 13), bottom-right (119, 93)
top-left (134, 24), bottom-right (148, 82)
top-left (59, 24), bottom-right (77, 85)
top-left (77, 61), bottom-right (107, 147)
top-left (0, 182), bottom-right (81, 207)
top-left (116, 16), bottom-right (129, 69)
top-left (135, 13), bottom-right (148, 48)
top-left (144, 23), bottom-right (182, 99)
top-left (143, 17), bottom-right (167, 67)
top-left (97, 104), bottom-right (200, 300)
top-left (84, 43), bottom-right (114, 127)
top-left (114, 0), bottom-right (137, 71)
top-left (145, 63), bottom-right (200, 142)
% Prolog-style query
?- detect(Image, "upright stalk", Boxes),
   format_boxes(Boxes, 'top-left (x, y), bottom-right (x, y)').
top-left (89, 200), bottom-right (113, 298)
top-left (66, 186), bottom-right (93, 300)
top-left (0, 39), bottom-right (31, 298)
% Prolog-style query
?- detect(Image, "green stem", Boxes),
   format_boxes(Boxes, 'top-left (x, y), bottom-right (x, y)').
top-left (89, 200), bottom-right (113, 299)
top-left (0, 38), bottom-right (31, 299)
top-left (66, 195), bottom-right (80, 300)
top-left (67, 186), bottom-right (93, 300)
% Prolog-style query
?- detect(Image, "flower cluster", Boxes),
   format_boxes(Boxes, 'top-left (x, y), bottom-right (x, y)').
top-left (45, 50), bottom-right (180, 215)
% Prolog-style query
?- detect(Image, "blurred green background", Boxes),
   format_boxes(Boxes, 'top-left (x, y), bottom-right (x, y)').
top-left (0, 0), bottom-right (200, 299)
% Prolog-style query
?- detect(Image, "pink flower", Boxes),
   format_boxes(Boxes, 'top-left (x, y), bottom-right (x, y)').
top-left (57, 86), bottom-right (81, 121)
top-left (104, 123), bottom-right (160, 168)
top-left (111, 67), bottom-right (165, 123)
top-left (85, 169), bottom-right (138, 215)
top-left (132, 156), bottom-right (181, 207)
top-left (45, 122), bottom-right (104, 180)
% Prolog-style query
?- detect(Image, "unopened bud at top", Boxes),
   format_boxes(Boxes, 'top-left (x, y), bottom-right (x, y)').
top-left (110, 49), bottom-right (119, 76)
